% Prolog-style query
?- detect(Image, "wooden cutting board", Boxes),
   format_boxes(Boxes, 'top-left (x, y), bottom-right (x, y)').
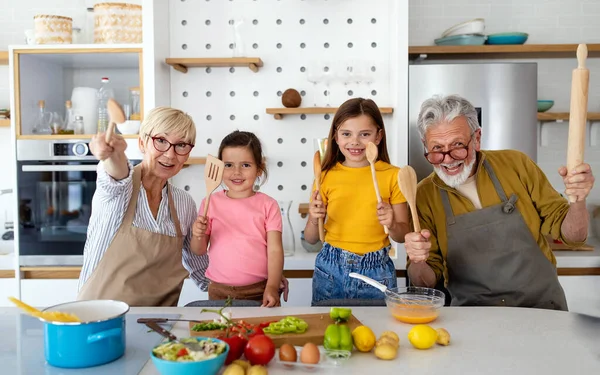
top-left (547, 235), bottom-right (594, 251)
top-left (188, 313), bottom-right (363, 348)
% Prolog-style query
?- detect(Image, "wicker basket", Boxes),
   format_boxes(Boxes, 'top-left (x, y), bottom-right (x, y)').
top-left (94, 3), bottom-right (142, 44)
top-left (34, 15), bottom-right (73, 44)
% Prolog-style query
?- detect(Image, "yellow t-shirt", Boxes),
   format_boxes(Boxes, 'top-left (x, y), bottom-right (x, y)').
top-left (408, 149), bottom-right (585, 284)
top-left (313, 161), bottom-right (406, 255)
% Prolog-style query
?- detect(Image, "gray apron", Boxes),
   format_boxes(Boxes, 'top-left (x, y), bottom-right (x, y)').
top-left (440, 160), bottom-right (568, 311)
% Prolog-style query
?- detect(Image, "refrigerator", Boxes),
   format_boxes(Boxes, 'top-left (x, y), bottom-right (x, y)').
top-left (408, 63), bottom-right (538, 181)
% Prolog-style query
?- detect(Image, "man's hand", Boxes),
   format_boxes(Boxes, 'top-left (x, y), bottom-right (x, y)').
top-left (559, 163), bottom-right (594, 202)
top-left (405, 230), bottom-right (431, 263)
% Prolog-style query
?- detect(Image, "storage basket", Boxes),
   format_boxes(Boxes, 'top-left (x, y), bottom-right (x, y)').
top-left (94, 3), bottom-right (142, 44)
top-left (34, 15), bottom-right (73, 44)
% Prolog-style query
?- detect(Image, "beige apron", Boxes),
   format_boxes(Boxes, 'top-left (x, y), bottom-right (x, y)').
top-left (77, 164), bottom-right (189, 307)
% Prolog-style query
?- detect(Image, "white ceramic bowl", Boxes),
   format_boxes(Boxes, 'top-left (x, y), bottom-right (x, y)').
top-left (441, 18), bottom-right (485, 38)
top-left (117, 120), bottom-right (141, 135)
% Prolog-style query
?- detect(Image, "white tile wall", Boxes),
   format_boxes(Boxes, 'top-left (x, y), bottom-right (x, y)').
top-left (410, 0), bottom-right (600, 227)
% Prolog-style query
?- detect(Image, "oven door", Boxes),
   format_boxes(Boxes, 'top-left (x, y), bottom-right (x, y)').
top-left (17, 161), bottom-right (99, 266)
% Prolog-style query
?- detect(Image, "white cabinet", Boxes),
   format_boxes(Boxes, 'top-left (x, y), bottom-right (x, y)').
top-left (559, 276), bottom-right (600, 315)
top-left (20, 280), bottom-right (79, 308)
top-left (0, 279), bottom-right (18, 307)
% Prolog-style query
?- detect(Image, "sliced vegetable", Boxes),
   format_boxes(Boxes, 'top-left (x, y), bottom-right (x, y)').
top-left (262, 316), bottom-right (308, 335)
top-left (323, 323), bottom-right (353, 351)
top-left (191, 322), bottom-right (228, 332)
top-left (330, 307), bottom-right (352, 322)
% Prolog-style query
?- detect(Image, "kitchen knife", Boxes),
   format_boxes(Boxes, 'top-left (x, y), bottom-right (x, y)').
top-left (566, 44), bottom-right (589, 203)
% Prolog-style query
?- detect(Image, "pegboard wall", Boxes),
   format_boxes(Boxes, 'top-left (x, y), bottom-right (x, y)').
top-left (168, 0), bottom-right (406, 254)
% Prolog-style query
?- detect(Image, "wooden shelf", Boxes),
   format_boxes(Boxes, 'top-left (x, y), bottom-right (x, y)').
top-left (20, 266), bottom-right (81, 279)
top-left (267, 107), bottom-right (394, 120)
top-left (299, 203), bottom-right (309, 216)
top-left (537, 112), bottom-right (600, 122)
top-left (0, 51), bottom-right (7, 65)
top-left (16, 134), bottom-right (140, 140)
top-left (0, 119), bottom-right (9, 127)
top-left (184, 157), bottom-right (206, 165)
top-left (0, 270), bottom-right (15, 279)
top-left (409, 43), bottom-right (600, 60)
top-left (165, 57), bottom-right (263, 73)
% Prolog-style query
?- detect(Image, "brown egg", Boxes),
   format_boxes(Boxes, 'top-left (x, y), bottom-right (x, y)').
top-left (300, 342), bottom-right (320, 365)
top-left (279, 343), bottom-right (297, 363)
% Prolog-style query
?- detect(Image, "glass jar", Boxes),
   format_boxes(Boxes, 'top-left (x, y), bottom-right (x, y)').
top-left (129, 87), bottom-right (140, 121)
top-left (278, 200), bottom-right (295, 257)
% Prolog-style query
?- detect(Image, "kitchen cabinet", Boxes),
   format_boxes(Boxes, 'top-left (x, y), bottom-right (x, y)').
top-left (10, 45), bottom-right (143, 139)
top-left (558, 276), bottom-right (600, 315)
top-left (20, 279), bottom-right (78, 308)
top-left (0, 279), bottom-right (18, 307)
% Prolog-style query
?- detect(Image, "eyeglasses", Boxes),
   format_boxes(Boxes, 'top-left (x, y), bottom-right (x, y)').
top-left (424, 135), bottom-right (474, 165)
top-left (146, 134), bottom-right (194, 156)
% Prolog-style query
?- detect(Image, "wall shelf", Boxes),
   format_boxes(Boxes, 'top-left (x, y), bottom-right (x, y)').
top-left (409, 43), bottom-right (600, 60)
top-left (0, 51), bottom-right (7, 65)
top-left (537, 112), bottom-right (600, 122)
top-left (267, 106), bottom-right (394, 119)
top-left (165, 57), bottom-right (264, 73)
top-left (298, 203), bottom-right (309, 218)
top-left (184, 157), bottom-right (206, 165)
top-left (0, 119), bottom-right (9, 127)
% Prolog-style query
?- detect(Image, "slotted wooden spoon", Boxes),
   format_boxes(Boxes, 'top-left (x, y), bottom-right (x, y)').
top-left (203, 154), bottom-right (225, 217)
top-left (365, 142), bottom-right (388, 234)
top-left (104, 98), bottom-right (127, 143)
top-left (313, 151), bottom-right (325, 242)
top-left (398, 165), bottom-right (421, 232)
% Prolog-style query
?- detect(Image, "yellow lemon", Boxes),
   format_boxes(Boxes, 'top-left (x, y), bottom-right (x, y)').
top-left (407, 325), bottom-right (438, 350)
top-left (351, 325), bottom-right (377, 352)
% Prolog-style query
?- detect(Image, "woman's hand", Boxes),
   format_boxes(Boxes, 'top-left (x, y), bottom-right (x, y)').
top-left (262, 285), bottom-right (280, 307)
top-left (192, 216), bottom-right (208, 239)
top-left (308, 190), bottom-right (326, 224)
top-left (90, 132), bottom-right (127, 161)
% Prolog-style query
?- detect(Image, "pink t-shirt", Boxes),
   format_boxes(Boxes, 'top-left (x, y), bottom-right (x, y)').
top-left (200, 191), bottom-right (282, 286)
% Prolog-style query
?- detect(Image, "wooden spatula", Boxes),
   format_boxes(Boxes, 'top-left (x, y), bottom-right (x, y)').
top-left (313, 151), bottom-right (325, 242)
top-left (105, 98), bottom-right (126, 143)
top-left (365, 142), bottom-right (388, 234)
top-left (398, 165), bottom-right (420, 232)
top-left (203, 154), bottom-right (225, 217)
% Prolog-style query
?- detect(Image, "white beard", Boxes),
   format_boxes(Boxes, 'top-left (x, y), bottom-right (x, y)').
top-left (433, 157), bottom-right (475, 188)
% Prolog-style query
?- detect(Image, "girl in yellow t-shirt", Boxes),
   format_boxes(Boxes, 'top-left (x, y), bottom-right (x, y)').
top-left (304, 98), bottom-right (410, 305)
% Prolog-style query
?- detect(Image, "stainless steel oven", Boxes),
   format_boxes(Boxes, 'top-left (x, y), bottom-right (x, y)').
top-left (16, 139), bottom-right (140, 266)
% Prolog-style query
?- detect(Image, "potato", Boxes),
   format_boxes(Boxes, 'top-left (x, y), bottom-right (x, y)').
top-left (247, 365), bottom-right (268, 375)
top-left (376, 336), bottom-right (399, 349)
top-left (380, 331), bottom-right (400, 344)
top-left (232, 359), bottom-right (251, 371)
top-left (223, 363), bottom-right (246, 375)
top-left (436, 328), bottom-right (451, 346)
top-left (374, 343), bottom-right (398, 360)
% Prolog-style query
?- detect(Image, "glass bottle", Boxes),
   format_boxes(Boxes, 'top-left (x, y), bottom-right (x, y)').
top-left (72, 115), bottom-right (84, 135)
top-left (32, 100), bottom-right (51, 134)
top-left (278, 200), bottom-right (295, 257)
top-left (129, 87), bottom-right (140, 120)
top-left (97, 77), bottom-right (114, 132)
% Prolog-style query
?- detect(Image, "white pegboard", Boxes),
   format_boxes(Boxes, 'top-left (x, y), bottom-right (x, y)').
top-left (168, 0), bottom-right (406, 254)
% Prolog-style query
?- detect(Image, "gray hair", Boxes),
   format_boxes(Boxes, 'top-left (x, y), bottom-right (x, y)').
top-left (416, 94), bottom-right (480, 140)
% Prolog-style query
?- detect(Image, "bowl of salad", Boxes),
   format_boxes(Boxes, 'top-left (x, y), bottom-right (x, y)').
top-left (151, 337), bottom-right (229, 375)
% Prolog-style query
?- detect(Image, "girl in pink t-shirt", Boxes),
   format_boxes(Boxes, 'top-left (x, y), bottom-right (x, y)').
top-left (190, 130), bottom-right (285, 307)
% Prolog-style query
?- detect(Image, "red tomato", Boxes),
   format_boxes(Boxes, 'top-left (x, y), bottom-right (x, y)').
top-left (244, 334), bottom-right (275, 365)
top-left (176, 348), bottom-right (188, 357)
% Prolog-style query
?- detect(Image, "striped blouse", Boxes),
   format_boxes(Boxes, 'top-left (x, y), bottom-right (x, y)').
top-left (78, 161), bottom-right (209, 292)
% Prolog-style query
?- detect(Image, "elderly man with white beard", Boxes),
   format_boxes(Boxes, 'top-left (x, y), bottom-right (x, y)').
top-left (405, 94), bottom-right (595, 311)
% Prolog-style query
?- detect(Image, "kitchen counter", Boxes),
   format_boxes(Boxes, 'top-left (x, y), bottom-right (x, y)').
top-left (1, 305), bottom-right (599, 374)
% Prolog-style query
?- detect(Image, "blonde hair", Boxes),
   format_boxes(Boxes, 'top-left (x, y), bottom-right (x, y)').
top-left (139, 107), bottom-right (196, 144)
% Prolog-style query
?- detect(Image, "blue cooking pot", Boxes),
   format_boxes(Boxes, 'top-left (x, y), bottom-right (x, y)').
top-left (40, 300), bottom-right (130, 368)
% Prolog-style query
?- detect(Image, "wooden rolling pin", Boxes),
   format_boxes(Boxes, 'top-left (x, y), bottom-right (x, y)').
top-left (566, 44), bottom-right (589, 203)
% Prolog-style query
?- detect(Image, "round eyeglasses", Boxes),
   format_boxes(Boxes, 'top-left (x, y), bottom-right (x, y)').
top-left (424, 137), bottom-right (473, 165)
top-left (147, 135), bottom-right (194, 156)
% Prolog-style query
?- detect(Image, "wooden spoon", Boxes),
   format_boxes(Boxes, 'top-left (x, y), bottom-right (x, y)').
top-left (8, 296), bottom-right (81, 323)
top-left (397, 166), bottom-right (421, 233)
top-left (365, 142), bottom-right (388, 234)
top-left (104, 98), bottom-right (127, 143)
top-left (313, 151), bottom-right (325, 242)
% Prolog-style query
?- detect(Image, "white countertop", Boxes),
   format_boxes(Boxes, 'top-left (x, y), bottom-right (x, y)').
top-left (2, 305), bottom-right (598, 374)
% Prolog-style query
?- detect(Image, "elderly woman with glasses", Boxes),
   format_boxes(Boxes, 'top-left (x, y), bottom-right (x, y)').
top-left (405, 94), bottom-right (595, 311)
top-left (76, 107), bottom-right (208, 306)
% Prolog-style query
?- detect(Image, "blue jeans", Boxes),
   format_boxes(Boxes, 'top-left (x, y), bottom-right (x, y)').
top-left (311, 242), bottom-right (397, 305)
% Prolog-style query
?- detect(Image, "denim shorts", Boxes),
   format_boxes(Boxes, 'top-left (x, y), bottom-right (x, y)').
top-left (311, 242), bottom-right (397, 305)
